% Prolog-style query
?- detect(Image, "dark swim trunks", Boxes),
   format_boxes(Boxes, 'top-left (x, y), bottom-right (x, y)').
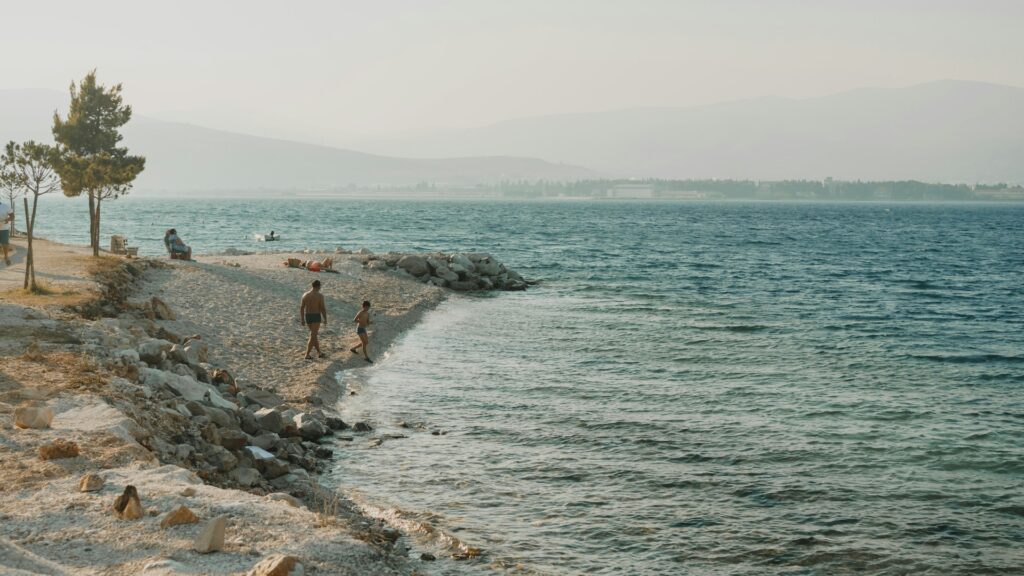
top-left (305, 313), bottom-right (322, 325)
top-left (357, 326), bottom-right (367, 335)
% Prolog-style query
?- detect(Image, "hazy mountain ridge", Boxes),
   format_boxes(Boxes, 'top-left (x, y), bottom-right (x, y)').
top-left (354, 80), bottom-right (1024, 183)
top-left (0, 89), bottom-right (598, 191)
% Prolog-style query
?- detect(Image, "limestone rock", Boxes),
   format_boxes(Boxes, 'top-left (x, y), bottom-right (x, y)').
top-left (113, 485), bottom-right (143, 520)
top-left (252, 432), bottom-right (281, 451)
top-left (14, 405), bottom-right (54, 429)
top-left (450, 253), bottom-right (475, 272)
top-left (258, 457), bottom-right (290, 479)
top-left (243, 389), bottom-right (284, 409)
top-left (219, 429), bottom-right (249, 450)
top-left (247, 554), bottom-right (303, 576)
top-left (476, 256), bottom-right (501, 276)
top-left (293, 413), bottom-right (326, 440)
top-left (185, 340), bottom-right (208, 363)
top-left (254, 408), bottom-right (283, 434)
top-left (151, 297), bottom-right (176, 320)
top-left (397, 255), bottom-right (429, 277)
top-left (193, 515), bottom-right (227, 553)
top-left (448, 280), bottom-right (480, 291)
top-left (367, 260), bottom-right (389, 271)
top-left (39, 439), bottom-right (79, 460)
top-left (231, 466), bottom-right (261, 487)
top-left (324, 417), bottom-right (348, 431)
top-left (79, 473), bottom-right (105, 492)
top-left (265, 492), bottom-right (303, 508)
top-left (160, 505), bottom-right (199, 528)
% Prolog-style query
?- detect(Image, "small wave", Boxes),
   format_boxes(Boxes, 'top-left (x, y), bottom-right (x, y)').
top-left (911, 353), bottom-right (1024, 364)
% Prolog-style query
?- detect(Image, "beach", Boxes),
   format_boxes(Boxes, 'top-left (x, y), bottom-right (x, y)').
top-left (0, 235), bottom-right (447, 575)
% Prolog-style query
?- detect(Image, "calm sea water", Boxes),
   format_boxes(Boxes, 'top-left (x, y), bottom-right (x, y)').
top-left (35, 197), bottom-right (1024, 575)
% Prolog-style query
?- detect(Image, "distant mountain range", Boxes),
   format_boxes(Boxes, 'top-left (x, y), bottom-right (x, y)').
top-left (3, 79), bottom-right (1023, 190)
top-left (353, 80), bottom-right (1024, 183)
top-left (0, 89), bottom-right (597, 191)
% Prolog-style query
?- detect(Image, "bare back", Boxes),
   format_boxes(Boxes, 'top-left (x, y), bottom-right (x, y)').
top-left (301, 290), bottom-right (325, 315)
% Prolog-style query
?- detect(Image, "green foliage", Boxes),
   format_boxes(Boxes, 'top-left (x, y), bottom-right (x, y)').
top-left (2, 141), bottom-right (61, 196)
top-left (51, 70), bottom-right (145, 199)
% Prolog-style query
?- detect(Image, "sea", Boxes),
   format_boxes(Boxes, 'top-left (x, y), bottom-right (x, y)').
top-left (33, 197), bottom-right (1024, 575)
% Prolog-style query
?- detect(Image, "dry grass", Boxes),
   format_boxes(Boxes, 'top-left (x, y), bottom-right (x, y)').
top-left (0, 283), bottom-right (93, 308)
top-left (310, 483), bottom-right (343, 527)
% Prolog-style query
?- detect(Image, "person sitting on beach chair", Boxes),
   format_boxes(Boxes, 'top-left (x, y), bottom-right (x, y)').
top-left (164, 228), bottom-right (192, 260)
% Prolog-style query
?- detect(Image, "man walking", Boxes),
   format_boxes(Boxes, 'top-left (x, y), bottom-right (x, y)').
top-left (300, 280), bottom-right (327, 359)
top-left (350, 300), bottom-right (373, 363)
top-left (0, 201), bottom-right (13, 265)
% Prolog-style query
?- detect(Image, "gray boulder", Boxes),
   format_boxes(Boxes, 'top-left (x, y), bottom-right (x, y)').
top-left (253, 407), bottom-right (283, 434)
top-left (241, 389), bottom-right (284, 409)
top-left (397, 255), bottom-right (429, 277)
top-left (218, 429), bottom-right (249, 450)
top-left (294, 413), bottom-right (327, 440)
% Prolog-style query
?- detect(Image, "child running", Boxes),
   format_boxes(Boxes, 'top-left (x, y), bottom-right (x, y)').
top-left (350, 300), bottom-right (372, 363)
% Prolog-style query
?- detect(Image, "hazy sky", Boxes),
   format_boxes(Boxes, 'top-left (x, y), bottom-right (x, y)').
top-left (3, 0), bottom-right (1023, 142)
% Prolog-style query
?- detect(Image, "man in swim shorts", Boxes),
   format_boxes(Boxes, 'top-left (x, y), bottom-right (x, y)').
top-left (300, 279), bottom-right (327, 359)
top-left (350, 300), bottom-right (372, 363)
top-left (0, 201), bottom-right (13, 265)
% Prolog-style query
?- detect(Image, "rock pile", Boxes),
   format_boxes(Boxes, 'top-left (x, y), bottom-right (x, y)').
top-left (362, 251), bottom-right (531, 291)
top-left (78, 311), bottom-right (349, 496)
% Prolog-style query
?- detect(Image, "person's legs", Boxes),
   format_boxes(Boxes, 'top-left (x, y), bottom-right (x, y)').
top-left (359, 332), bottom-right (370, 361)
top-left (305, 323), bottom-right (321, 358)
top-left (1, 230), bottom-right (10, 264)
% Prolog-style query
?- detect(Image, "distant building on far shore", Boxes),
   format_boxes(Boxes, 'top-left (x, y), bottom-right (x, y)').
top-left (606, 184), bottom-right (654, 198)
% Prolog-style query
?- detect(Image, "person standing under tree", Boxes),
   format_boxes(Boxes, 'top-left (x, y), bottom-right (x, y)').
top-left (350, 300), bottom-right (373, 363)
top-left (0, 201), bottom-right (13, 265)
top-left (300, 279), bottom-right (327, 359)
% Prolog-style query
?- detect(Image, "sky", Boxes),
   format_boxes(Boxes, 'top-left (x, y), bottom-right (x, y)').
top-left (2, 0), bottom-right (1023, 144)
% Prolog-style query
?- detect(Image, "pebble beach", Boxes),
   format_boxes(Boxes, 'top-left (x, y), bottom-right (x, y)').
top-left (0, 236), bottom-right (478, 575)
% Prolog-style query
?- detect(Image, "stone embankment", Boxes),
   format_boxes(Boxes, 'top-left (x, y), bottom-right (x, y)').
top-left (1, 254), bottom-right (412, 574)
top-left (360, 251), bottom-right (532, 291)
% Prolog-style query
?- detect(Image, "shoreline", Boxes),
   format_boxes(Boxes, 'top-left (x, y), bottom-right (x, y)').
top-left (0, 236), bottom-right (459, 574)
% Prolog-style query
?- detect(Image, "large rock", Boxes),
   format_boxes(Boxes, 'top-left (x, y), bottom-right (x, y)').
top-left (448, 280), bottom-right (480, 291)
top-left (397, 255), bottom-right (429, 277)
top-left (450, 254), bottom-right (475, 272)
top-left (475, 256), bottom-right (501, 276)
top-left (194, 515), bottom-right (226, 553)
top-left (247, 554), bottom-right (303, 576)
top-left (231, 466), bottom-right (261, 487)
top-left (39, 439), bottom-right (79, 460)
top-left (293, 413), bottom-right (327, 440)
top-left (324, 417), bottom-right (348, 431)
top-left (184, 340), bottom-right (208, 363)
top-left (252, 432), bottom-right (281, 451)
top-left (147, 369), bottom-right (237, 411)
top-left (137, 340), bottom-right (167, 365)
top-left (160, 505), bottom-right (199, 528)
top-left (219, 429), bottom-right (250, 450)
top-left (258, 457), bottom-right (290, 480)
top-left (79, 473), bottom-right (105, 492)
top-left (14, 405), bottom-right (54, 429)
top-left (151, 297), bottom-right (176, 320)
top-left (205, 406), bottom-right (235, 428)
top-left (112, 485), bottom-right (143, 520)
top-left (239, 409), bottom-right (260, 435)
top-left (254, 408), bottom-right (283, 434)
top-left (206, 445), bottom-right (238, 472)
top-left (242, 389), bottom-right (284, 409)
top-left (434, 265), bottom-right (459, 283)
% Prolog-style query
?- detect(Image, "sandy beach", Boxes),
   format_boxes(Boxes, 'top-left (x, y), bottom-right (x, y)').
top-left (0, 236), bottom-right (448, 575)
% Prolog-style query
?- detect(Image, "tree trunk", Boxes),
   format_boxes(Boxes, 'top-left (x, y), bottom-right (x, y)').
top-left (22, 197), bottom-right (32, 290)
top-left (93, 197), bottom-right (102, 257)
top-left (29, 194), bottom-right (38, 289)
top-left (87, 192), bottom-right (98, 256)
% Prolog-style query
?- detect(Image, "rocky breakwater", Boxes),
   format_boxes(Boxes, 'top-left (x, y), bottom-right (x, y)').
top-left (80, 310), bottom-right (349, 497)
top-left (362, 251), bottom-right (532, 291)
